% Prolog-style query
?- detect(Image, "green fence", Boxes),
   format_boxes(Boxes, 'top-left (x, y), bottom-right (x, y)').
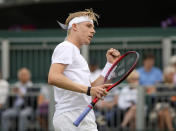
top-left (0, 46), bottom-right (1, 72)
top-left (89, 41), bottom-right (162, 69)
top-left (0, 28), bottom-right (176, 83)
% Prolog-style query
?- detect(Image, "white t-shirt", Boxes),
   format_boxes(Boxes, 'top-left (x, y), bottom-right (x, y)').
top-left (52, 41), bottom-right (95, 119)
top-left (118, 86), bottom-right (137, 110)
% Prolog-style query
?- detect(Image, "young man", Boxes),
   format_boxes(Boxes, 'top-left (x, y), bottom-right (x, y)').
top-left (48, 9), bottom-right (120, 131)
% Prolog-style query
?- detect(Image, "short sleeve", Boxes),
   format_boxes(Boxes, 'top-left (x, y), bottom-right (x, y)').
top-left (52, 44), bottom-right (74, 65)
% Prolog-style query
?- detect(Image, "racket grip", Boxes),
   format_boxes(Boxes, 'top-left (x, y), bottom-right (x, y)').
top-left (73, 104), bottom-right (93, 127)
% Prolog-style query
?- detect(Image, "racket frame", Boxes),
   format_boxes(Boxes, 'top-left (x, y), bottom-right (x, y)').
top-left (73, 51), bottom-right (139, 126)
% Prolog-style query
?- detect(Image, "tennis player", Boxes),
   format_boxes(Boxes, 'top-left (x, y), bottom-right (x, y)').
top-left (48, 9), bottom-right (120, 131)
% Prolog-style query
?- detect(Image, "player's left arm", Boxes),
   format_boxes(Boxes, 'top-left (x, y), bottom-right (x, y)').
top-left (91, 48), bottom-right (120, 87)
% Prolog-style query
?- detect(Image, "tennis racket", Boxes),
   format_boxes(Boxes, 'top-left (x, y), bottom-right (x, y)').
top-left (73, 51), bottom-right (139, 127)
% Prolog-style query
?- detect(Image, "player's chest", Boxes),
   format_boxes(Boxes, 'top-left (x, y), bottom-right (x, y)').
top-left (69, 54), bottom-right (89, 70)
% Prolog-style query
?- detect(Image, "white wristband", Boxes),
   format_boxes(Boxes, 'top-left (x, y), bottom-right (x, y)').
top-left (101, 62), bottom-right (113, 77)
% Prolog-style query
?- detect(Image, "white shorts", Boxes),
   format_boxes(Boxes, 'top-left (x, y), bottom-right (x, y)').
top-left (53, 110), bottom-right (98, 131)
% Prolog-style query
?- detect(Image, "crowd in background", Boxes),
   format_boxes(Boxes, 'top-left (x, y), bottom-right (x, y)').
top-left (0, 68), bottom-right (49, 131)
top-left (0, 52), bottom-right (176, 131)
top-left (90, 53), bottom-right (176, 131)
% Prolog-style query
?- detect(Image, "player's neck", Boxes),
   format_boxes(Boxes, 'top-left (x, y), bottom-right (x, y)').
top-left (66, 36), bottom-right (82, 49)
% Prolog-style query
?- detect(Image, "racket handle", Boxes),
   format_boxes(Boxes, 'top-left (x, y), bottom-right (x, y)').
top-left (73, 104), bottom-right (93, 127)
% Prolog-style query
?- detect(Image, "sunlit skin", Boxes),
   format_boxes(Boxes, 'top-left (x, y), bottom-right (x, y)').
top-left (76, 22), bottom-right (95, 45)
top-left (67, 21), bottom-right (95, 49)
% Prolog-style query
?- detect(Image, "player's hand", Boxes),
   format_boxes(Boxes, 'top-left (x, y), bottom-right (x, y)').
top-left (106, 48), bottom-right (121, 64)
top-left (90, 84), bottom-right (111, 99)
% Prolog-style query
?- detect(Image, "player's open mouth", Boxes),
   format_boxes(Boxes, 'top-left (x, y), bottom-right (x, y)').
top-left (89, 36), bottom-right (93, 39)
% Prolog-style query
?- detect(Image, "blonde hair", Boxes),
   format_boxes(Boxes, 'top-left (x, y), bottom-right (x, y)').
top-left (127, 70), bottom-right (139, 81)
top-left (170, 55), bottom-right (176, 65)
top-left (164, 66), bottom-right (175, 75)
top-left (65, 8), bottom-right (99, 26)
top-left (163, 66), bottom-right (175, 83)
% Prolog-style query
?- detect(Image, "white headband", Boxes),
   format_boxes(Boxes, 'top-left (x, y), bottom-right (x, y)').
top-left (57, 16), bottom-right (93, 30)
top-left (68, 16), bottom-right (93, 29)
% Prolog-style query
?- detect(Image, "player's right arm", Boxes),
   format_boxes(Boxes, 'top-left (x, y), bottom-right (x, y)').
top-left (48, 63), bottom-right (109, 99)
top-left (91, 48), bottom-right (121, 87)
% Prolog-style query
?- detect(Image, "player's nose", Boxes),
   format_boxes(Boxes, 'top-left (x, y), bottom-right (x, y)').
top-left (91, 28), bottom-right (95, 35)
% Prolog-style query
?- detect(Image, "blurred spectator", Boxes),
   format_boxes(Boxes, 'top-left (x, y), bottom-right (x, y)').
top-left (90, 59), bottom-right (119, 128)
top-left (37, 85), bottom-right (50, 131)
top-left (95, 87), bottom-right (119, 127)
top-left (89, 59), bottom-right (102, 82)
top-left (0, 72), bottom-right (9, 107)
top-left (1, 68), bottom-right (33, 131)
top-left (169, 55), bottom-right (176, 84)
top-left (8, 24), bottom-right (36, 31)
top-left (118, 70), bottom-right (139, 130)
top-left (149, 66), bottom-right (176, 131)
top-left (137, 53), bottom-right (162, 91)
top-left (161, 16), bottom-right (176, 28)
top-left (0, 72), bottom-right (9, 122)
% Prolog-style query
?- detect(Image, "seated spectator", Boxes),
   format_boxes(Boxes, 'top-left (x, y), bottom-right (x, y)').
top-left (0, 72), bottom-right (9, 122)
top-left (161, 16), bottom-right (176, 28)
top-left (137, 53), bottom-right (162, 93)
top-left (169, 55), bottom-right (176, 84)
top-left (89, 59), bottom-right (118, 128)
top-left (1, 68), bottom-right (34, 131)
top-left (149, 66), bottom-right (176, 131)
top-left (37, 85), bottom-right (50, 131)
top-left (118, 70), bottom-right (139, 130)
top-left (95, 87), bottom-right (119, 127)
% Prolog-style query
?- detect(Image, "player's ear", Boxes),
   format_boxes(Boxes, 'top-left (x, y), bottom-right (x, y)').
top-left (72, 23), bottom-right (78, 31)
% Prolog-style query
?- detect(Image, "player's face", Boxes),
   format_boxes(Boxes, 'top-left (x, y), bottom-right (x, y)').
top-left (77, 21), bottom-right (95, 45)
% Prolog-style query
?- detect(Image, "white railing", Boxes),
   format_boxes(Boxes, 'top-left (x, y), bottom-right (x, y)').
top-left (0, 36), bottom-right (174, 80)
top-left (0, 84), bottom-right (175, 131)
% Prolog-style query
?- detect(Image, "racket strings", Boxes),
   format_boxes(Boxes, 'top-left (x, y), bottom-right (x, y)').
top-left (110, 53), bottom-right (138, 83)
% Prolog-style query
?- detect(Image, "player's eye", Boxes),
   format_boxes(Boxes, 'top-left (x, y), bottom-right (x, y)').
top-left (87, 24), bottom-right (92, 28)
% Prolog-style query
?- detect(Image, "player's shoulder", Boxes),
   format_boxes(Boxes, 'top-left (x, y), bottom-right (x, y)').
top-left (54, 41), bottom-right (75, 52)
top-left (56, 41), bottom-right (74, 48)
